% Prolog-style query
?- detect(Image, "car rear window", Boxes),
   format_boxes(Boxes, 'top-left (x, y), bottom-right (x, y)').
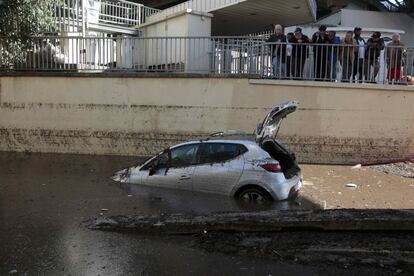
top-left (197, 143), bottom-right (247, 164)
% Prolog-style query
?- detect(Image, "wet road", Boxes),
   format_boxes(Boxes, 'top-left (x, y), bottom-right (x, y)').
top-left (0, 152), bottom-right (411, 275)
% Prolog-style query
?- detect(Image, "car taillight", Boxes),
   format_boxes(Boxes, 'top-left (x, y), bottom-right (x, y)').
top-left (260, 163), bottom-right (282, 173)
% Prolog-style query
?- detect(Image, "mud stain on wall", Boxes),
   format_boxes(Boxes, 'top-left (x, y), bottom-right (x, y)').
top-left (1, 76), bottom-right (413, 164)
top-left (0, 128), bottom-right (411, 164)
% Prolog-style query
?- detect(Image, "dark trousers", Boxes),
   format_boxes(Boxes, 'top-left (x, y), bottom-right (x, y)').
top-left (314, 58), bottom-right (327, 80)
top-left (353, 58), bottom-right (367, 82)
top-left (293, 57), bottom-right (306, 79)
top-left (286, 57), bottom-right (293, 78)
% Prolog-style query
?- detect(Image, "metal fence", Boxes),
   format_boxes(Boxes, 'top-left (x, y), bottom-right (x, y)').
top-left (263, 41), bottom-right (414, 84)
top-left (1, 36), bottom-right (413, 85)
top-left (0, 36), bottom-right (266, 74)
top-left (51, 0), bottom-right (160, 33)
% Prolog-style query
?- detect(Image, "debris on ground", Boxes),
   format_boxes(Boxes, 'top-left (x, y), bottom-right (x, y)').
top-left (94, 217), bottom-right (119, 228)
top-left (302, 181), bottom-right (314, 186)
top-left (195, 230), bottom-right (414, 267)
top-left (345, 183), bottom-right (358, 189)
top-left (150, 196), bottom-right (163, 201)
top-left (88, 209), bottom-right (414, 267)
top-left (369, 162), bottom-right (414, 178)
top-left (89, 209), bottom-right (414, 234)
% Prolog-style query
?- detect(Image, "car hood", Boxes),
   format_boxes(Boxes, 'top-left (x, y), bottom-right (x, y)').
top-left (255, 100), bottom-right (299, 142)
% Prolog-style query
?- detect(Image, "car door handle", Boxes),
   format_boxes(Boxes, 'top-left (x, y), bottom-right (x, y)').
top-left (179, 175), bottom-right (191, 180)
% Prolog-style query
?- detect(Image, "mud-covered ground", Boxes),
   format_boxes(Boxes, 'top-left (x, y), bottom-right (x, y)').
top-left (195, 231), bottom-right (414, 268)
top-left (1, 152), bottom-right (413, 275)
top-left (301, 164), bottom-right (414, 209)
top-left (370, 162), bottom-right (414, 179)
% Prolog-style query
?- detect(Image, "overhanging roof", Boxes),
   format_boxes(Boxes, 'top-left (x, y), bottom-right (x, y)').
top-left (147, 0), bottom-right (317, 36)
top-left (210, 0), bottom-right (317, 35)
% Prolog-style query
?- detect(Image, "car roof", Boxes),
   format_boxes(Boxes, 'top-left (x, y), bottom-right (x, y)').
top-left (171, 139), bottom-right (258, 149)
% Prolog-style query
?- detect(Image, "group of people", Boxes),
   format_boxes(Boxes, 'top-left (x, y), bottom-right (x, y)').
top-left (266, 24), bottom-right (406, 83)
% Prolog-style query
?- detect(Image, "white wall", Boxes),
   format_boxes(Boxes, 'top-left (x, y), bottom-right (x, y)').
top-left (134, 10), bottom-right (213, 72)
top-left (341, 9), bottom-right (414, 46)
top-left (288, 9), bottom-right (414, 46)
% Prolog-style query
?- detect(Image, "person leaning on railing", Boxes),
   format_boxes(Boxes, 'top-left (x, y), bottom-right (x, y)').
top-left (266, 24), bottom-right (287, 79)
top-left (366, 31), bottom-right (385, 82)
top-left (286, 32), bottom-right (295, 79)
top-left (353, 27), bottom-right (367, 82)
top-left (340, 31), bottom-right (356, 82)
top-left (386, 33), bottom-right (405, 83)
top-left (292, 27), bottom-right (310, 80)
top-left (328, 30), bottom-right (341, 81)
top-left (312, 25), bottom-right (329, 80)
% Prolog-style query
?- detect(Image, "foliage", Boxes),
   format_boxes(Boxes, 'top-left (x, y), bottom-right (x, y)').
top-left (0, 0), bottom-right (59, 69)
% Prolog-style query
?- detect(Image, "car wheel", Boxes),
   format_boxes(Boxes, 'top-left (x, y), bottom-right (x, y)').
top-left (237, 187), bottom-right (272, 203)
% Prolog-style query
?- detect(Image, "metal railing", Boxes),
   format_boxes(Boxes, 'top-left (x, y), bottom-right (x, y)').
top-left (263, 42), bottom-right (414, 84)
top-left (0, 36), bottom-right (265, 74)
top-left (99, 0), bottom-right (144, 26)
top-left (51, 0), bottom-right (160, 33)
top-left (1, 36), bottom-right (413, 85)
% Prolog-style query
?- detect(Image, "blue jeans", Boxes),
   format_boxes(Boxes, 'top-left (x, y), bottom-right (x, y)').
top-left (272, 56), bottom-right (285, 78)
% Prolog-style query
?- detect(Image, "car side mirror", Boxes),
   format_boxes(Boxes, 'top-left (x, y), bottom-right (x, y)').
top-left (149, 165), bottom-right (156, 176)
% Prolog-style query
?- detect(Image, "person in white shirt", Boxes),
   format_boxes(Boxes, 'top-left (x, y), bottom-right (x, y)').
top-left (286, 32), bottom-right (294, 78)
top-left (352, 27), bottom-right (368, 82)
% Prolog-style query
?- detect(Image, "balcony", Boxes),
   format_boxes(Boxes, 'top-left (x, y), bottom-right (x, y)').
top-left (1, 36), bottom-right (413, 86)
top-left (52, 0), bottom-right (160, 35)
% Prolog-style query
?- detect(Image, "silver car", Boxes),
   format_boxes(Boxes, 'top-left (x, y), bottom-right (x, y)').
top-left (112, 101), bottom-right (302, 202)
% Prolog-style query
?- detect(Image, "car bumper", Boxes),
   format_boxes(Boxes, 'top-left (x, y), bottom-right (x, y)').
top-left (267, 174), bottom-right (302, 201)
top-left (288, 180), bottom-right (302, 199)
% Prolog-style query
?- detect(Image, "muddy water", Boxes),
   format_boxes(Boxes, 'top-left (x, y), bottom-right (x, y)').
top-left (0, 152), bottom-right (411, 275)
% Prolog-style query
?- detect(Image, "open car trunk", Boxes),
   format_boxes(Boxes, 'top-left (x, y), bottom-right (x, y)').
top-left (261, 138), bottom-right (300, 179)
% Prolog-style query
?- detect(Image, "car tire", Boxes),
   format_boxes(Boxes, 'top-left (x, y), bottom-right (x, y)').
top-left (236, 187), bottom-right (273, 203)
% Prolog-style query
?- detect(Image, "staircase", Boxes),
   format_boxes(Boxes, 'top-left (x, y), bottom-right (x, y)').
top-left (147, 0), bottom-right (244, 22)
top-left (52, 0), bottom-right (160, 35)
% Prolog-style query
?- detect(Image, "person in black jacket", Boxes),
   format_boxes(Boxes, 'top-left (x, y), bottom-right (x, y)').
top-left (312, 25), bottom-right (329, 80)
top-left (292, 27), bottom-right (310, 79)
top-left (266, 24), bottom-right (287, 78)
top-left (366, 31), bottom-right (385, 82)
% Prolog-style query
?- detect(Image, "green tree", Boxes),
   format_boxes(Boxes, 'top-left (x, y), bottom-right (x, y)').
top-left (0, 0), bottom-right (59, 69)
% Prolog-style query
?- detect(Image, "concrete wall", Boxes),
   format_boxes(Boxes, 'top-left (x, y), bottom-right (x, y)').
top-left (0, 74), bottom-right (413, 164)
